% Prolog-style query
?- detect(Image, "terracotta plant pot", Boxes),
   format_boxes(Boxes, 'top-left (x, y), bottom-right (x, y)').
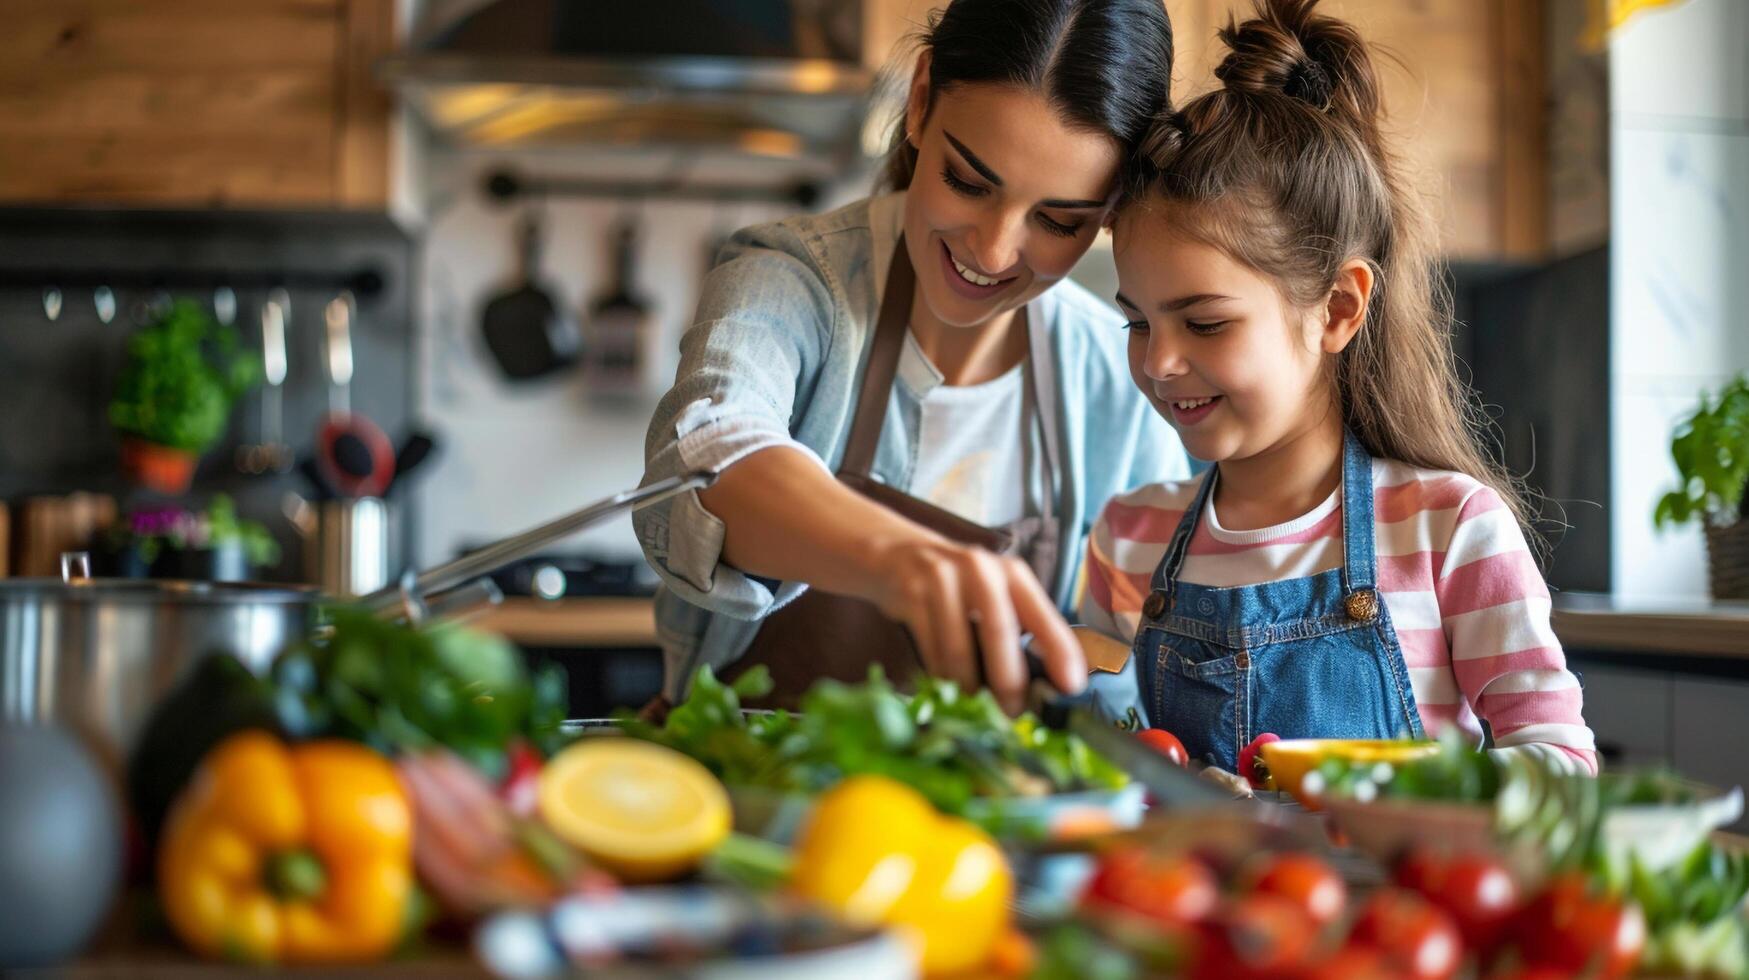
top-left (118, 438), bottom-right (198, 495)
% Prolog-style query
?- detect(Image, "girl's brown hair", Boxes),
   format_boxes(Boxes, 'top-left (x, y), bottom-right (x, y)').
top-left (1124, 0), bottom-right (1537, 539)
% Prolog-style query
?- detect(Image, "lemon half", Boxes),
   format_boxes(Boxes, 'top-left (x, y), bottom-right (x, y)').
top-left (536, 738), bottom-right (731, 882)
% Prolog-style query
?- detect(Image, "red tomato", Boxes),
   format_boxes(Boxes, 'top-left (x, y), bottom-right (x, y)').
top-left (1082, 846), bottom-right (1219, 926)
top-left (1137, 728), bottom-right (1189, 767)
top-left (1514, 873), bottom-right (1646, 979)
top-left (1348, 888), bottom-right (1463, 980)
top-left (1192, 894), bottom-right (1318, 980)
top-left (1297, 943), bottom-right (1401, 980)
top-left (1392, 850), bottom-right (1521, 952)
top-left (1238, 733), bottom-right (1282, 788)
top-left (1247, 852), bottom-right (1348, 928)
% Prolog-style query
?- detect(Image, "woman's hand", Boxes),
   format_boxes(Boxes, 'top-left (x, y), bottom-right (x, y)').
top-left (868, 537), bottom-right (1085, 714)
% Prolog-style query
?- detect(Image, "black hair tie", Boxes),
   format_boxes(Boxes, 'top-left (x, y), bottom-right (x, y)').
top-left (1284, 58), bottom-right (1333, 110)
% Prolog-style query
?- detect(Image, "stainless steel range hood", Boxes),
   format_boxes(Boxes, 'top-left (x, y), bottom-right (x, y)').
top-left (380, 0), bottom-right (875, 160)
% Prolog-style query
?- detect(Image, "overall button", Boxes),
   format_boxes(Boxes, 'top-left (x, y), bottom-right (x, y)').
top-left (1143, 590), bottom-right (1170, 620)
top-left (1197, 596), bottom-right (1215, 616)
top-left (1345, 588), bottom-right (1380, 623)
top-left (1235, 650), bottom-right (1250, 669)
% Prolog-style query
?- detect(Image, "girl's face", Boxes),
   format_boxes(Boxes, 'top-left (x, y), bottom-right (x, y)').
top-left (1112, 207), bottom-right (1344, 465)
top-left (902, 73), bottom-right (1121, 329)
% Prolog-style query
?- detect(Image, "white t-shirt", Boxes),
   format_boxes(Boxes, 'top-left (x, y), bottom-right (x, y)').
top-left (901, 333), bottom-right (1027, 527)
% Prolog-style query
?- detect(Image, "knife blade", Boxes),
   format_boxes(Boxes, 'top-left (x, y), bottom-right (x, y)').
top-left (1020, 628), bottom-right (1235, 809)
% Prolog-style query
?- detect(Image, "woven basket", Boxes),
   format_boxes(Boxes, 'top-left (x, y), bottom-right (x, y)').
top-left (1705, 521), bottom-right (1749, 600)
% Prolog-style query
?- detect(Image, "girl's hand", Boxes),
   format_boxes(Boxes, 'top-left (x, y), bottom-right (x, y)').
top-left (867, 536), bottom-right (1085, 714)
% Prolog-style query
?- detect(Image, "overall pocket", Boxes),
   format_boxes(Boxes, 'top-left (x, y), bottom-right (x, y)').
top-left (1144, 627), bottom-right (1244, 770)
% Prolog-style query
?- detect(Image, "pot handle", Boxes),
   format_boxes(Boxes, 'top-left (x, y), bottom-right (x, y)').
top-left (358, 470), bottom-right (714, 615)
top-left (60, 551), bottom-right (91, 583)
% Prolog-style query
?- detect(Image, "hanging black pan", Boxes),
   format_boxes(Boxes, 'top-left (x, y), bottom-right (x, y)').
top-left (481, 210), bottom-right (579, 381)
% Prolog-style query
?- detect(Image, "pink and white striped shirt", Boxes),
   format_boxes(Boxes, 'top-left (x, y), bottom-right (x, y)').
top-left (1079, 458), bottom-right (1598, 774)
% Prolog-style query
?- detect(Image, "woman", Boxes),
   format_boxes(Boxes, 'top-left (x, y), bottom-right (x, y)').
top-left (637, 0), bottom-right (1189, 713)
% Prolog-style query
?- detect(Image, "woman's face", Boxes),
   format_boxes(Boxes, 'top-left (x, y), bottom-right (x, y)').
top-left (1111, 206), bottom-right (1335, 465)
top-left (902, 73), bottom-right (1122, 329)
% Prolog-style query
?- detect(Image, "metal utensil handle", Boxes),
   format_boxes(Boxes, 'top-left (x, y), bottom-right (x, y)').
top-left (358, 470), bottom-right (714, 613)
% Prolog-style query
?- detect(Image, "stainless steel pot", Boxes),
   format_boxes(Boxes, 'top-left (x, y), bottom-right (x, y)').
top-left (0, 575), bottom-right (317, 767)
top-left (0, 472), bottom-right (711, 766)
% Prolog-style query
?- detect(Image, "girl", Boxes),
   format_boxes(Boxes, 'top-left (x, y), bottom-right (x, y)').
top-left (637, 0), bottom-right (1189, 712)
top-left (1083, 0), bottom-right (1597, 773)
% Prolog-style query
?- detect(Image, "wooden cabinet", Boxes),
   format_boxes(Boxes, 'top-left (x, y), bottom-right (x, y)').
top-left (866, 0), bottom-right (1548, 261)
top-left (0, 0), bottom-right (394, 208)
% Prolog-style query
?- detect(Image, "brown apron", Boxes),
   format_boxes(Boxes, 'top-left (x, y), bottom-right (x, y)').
top-left (719, 236), bottom-right (1060, 709)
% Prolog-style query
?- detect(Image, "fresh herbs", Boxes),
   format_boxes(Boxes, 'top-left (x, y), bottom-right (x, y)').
top-left (271, 607), bottom-right (569, 779)
top-left (617, 665), bottom-right (1127, 816)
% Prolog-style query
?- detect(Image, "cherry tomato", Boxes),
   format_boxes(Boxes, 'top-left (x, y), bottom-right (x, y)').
top-left (1513, 873), bottom-right (1645, 979)
top-left (1192, 894), bottom-right (1318, 980)
top-left (1137, 728), bottom-right (1189, 767)
top-left (1239, 733), bottom-right (1281, 788)
top-left (1392, 850), bottom-right (1521, 953)
top-left (499, 739), bottom-right (543, 817)
top-left (1348, 888), bottom-right (1463, 980)
top-left (1246, 852), bottom-right (1348, 928)
top-left (1082, 846), bottom-right (1219, 926)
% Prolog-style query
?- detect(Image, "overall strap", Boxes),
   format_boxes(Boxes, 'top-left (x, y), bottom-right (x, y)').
top-left (1339, 427), bottom-right (1379, 596)
top-left (1151, 466), bottom-right (1218, 596)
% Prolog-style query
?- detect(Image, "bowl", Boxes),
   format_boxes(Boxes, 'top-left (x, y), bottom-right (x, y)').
top-left (1258, 739), bottom-right (1440, 808)
top-left (1323, 782), bottom-right (1745, 882)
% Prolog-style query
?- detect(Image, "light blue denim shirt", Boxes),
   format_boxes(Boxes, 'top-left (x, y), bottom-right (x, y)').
top-left (636, 192), bottom-right (1189, 698)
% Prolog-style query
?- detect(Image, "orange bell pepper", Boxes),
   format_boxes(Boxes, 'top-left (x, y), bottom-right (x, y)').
top-left (158, 730), bottom-right (413, 963)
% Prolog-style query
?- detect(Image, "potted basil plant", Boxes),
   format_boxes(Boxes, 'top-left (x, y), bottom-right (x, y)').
top-left (1654, 373), bottom-right (1749, 599)
top-left (108, 299), bottom-right (259, 494)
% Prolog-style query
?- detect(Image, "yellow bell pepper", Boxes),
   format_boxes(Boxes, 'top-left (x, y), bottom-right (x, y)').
top-left (158, 730), bottom-right (414, 963)
top-left (790, 775), bottom-right (1012, 975)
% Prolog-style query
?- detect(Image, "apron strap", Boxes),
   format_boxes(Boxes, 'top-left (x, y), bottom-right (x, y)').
top-left (1025, 303), bottom-right (1060, 532)
top-left (839, 235), bottom-right (916, 478)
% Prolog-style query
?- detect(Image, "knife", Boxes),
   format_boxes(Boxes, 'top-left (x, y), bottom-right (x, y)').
top-left (1023, 627), bottom-right (1236, 809)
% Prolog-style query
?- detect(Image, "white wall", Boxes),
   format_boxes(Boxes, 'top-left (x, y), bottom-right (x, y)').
top-left (1609, 0), bottom-right (1749, 597)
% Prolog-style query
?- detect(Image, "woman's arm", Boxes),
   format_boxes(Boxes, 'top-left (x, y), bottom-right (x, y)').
top-left (699, 445), bottom-right (1084, 714)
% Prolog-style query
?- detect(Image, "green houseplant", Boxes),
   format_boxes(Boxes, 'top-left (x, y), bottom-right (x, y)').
top-left (108, 299), bottom-right (259, 494)
top-left (1655, 373), bottom-right (1749, 599)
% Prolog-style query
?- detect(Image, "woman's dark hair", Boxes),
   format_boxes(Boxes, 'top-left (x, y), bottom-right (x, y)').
top-left (880, 0), bottom-right (1175, 190)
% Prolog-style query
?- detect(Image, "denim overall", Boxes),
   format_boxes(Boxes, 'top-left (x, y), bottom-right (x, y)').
top-left (1134, 431), bottom-right (1424, 771)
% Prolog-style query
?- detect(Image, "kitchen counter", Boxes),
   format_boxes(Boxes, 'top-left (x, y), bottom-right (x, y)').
top-left (472, 597), bottom-right (658, 648)
top-left (1552, 592), bottom-right (1749, 660)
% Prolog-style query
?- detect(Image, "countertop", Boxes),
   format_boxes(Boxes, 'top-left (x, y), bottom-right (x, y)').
top-left (465, 592), bottom-right (1749, 666)
top-left (1552, 592), bottom-right (1749, 659)
top-left (471, 597), bottom-right (658, 648)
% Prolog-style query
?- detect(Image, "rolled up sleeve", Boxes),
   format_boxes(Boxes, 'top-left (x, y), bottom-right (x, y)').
top-left (635, 229), bottom-right (837, 621)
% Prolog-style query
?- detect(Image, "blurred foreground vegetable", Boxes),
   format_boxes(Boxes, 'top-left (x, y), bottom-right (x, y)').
top-left (790, 775), bottom-right (1012, 975)
top-left (157, 731), bottom-right (412, 963)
